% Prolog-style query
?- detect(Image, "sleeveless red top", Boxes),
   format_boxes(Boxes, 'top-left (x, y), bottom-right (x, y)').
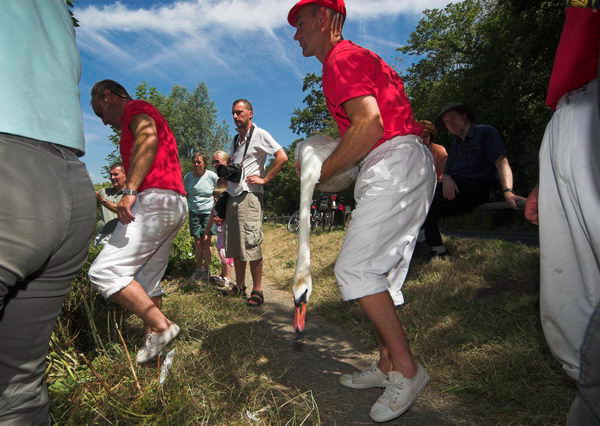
top-left (119, 100), bottom-right (185, 195)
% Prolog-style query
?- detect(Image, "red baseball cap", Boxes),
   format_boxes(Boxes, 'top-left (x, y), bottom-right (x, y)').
top-left (287, 0), bottom-right (346, 27)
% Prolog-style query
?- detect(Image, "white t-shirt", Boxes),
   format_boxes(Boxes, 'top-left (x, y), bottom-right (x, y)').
top-left (227, 124), bottom-right (282, 196)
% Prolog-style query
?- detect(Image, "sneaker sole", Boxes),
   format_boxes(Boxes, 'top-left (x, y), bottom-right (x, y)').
top-left (339, 378), bottom-right (386, 389)
top-left (370, 370), bottom-right (430, 423)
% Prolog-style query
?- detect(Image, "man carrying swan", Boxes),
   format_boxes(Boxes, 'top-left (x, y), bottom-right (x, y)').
top-left (288, 0), bottom-right (436, 422)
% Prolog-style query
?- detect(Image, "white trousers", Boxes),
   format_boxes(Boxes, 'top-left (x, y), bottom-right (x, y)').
top-left (539, 79), bottom-right (600, 381)
top-left (335, 136), bottom-right (436, 305)
top-left (89, 189), bottom-right (187, 299)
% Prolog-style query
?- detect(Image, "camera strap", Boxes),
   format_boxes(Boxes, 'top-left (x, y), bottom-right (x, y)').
top-left (233, 124), bottom-right (255, 164)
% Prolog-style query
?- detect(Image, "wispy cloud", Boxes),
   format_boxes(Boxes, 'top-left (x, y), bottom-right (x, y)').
top-left (77, 0), bottom-right (457, 34)
top-left (75, 0), bottom-right (457, 80)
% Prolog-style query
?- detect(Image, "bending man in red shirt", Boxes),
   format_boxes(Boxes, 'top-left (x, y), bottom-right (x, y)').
top-left (89, 80), bottom-right (187, 363)
top-left (289, 1), bottom-right (437, 422)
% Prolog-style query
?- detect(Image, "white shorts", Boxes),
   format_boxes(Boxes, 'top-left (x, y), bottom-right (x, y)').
top-left (334, 135), bottom-right (436, 305)
top-left (89, 189), bottom-right (187, 299)
top-left (539, 79), bottom-right (600, 381)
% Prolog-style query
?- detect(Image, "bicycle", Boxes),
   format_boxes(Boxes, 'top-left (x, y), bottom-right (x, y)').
top-left (287, 211), bottom-right (300, 233)
top-left (287, 194), bottom-right (341, 234)
top-left (287, 205), bottom-right (322, 233)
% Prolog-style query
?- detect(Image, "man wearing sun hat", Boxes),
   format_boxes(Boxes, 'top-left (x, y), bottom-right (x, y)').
top-left (289, 0), bottom-right (437, 422)
top-left (421, 101), bottom-right (525, 258)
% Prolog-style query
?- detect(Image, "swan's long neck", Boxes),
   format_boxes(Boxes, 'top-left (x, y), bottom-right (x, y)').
top-left (293, 144), bottom-right (320, 296)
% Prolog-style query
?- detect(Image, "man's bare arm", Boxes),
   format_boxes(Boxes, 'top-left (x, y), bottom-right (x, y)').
top-left (495, 155), bottom-right (526, 209)
top-left (117, 113), bottom-right (159, 223)
top-left (96, 191), bottom-right (119, 214)
top-left (319, 95), bottom-right (384, 183)
top-left (246, 148), bottom-right (289, 185)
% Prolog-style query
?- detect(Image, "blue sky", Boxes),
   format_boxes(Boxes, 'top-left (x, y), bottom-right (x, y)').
top-left (74, 0), bottom-right (457, 183)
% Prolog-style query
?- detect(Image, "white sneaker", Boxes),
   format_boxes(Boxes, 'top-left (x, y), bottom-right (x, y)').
top-left (136, 323), bottom-right (180, 363)
top-left (339, 362), bottom-right (387, 389)
top-left (370, 364), bottom-right (429, 423)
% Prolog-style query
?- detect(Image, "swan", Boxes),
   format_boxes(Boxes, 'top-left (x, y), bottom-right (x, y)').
top-left (292, 135), bottom-right (358, 333)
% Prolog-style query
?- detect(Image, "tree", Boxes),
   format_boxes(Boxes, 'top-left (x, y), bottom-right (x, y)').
top-left (267, 73), bottom-right (354, 216)
top-left (103, 82), bottom-right (230, 177)
top-left (290, 73), bottom-right (338, 138)
top-left (399, 0), bottom-right (565, 190)
top-left (263, 140), bottom-right (302, 216)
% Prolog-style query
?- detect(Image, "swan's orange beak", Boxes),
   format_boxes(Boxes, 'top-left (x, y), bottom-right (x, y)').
top-left (293, 301), bottom-right (307, 333)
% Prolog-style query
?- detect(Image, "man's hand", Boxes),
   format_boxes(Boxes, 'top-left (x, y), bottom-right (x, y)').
top-left (117, 194), bottom-right (137, 224)
top-left (246, 175), bottom-right (266, 185)
top-left (96, 191), bottom-right (104, 203)
top-left (524, 185), bottom-right (539, 225)
top-left (504, 191), bottom-right (527, 210)
top-left (441, 175), bottom-right (459, 200)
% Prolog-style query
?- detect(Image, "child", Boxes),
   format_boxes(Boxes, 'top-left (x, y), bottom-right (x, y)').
top-left (205, 186), bottom-right (234, 290)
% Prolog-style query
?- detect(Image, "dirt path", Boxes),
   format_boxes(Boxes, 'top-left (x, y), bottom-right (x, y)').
top-left (250, 279), bottom-right (462, 425)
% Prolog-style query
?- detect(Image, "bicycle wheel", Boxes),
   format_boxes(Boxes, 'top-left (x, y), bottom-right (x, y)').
top-left (310, 210), bottom-right (318, 232)
top-left (287, 211), bottom-right (300, 233)
top-left (325, 211), bottom-right (334, 232)
top-left (320, 211), bottom-right (328, 232)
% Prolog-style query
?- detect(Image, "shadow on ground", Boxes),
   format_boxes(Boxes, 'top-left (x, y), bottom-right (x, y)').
top-left (201, 284), bottom-right (460, 425)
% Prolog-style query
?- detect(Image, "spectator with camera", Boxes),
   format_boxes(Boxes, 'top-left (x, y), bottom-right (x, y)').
top-left (217, 99), bottom-right (288, 306)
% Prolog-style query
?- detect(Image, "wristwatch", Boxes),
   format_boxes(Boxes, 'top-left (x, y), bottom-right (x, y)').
top-left (122, 189), bottom-right (138, 196)
top-left (503, 188), bottom-right (513, 193)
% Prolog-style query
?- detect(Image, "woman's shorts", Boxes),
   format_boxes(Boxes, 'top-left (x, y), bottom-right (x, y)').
top-left (189, 211), bottom-right (212, 239)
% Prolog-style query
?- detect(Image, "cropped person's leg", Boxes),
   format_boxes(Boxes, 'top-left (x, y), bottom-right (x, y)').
top-left (539, 81), bottom-right (600, 425)
top-left (567, 300), bottom-right (600, 425)
top-left (234, 259), bottom-right (247, 292)
top-left (202, 235), bottom-right (212, 275)
top-left (0, 136), bottom-right (95, 424)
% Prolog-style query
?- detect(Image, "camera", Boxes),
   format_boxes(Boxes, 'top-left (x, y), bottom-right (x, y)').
top-left (217, 163), bottom-right (243, 183)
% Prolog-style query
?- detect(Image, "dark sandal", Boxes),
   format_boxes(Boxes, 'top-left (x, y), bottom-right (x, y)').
top-left (246, 290), bottom-right (264, 307)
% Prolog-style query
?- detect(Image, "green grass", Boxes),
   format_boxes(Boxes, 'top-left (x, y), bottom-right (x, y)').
top-left (262, 224), bottom-right (575, 425)
top-left (48, 236), bottom-right (319, 424)
top-left (48, 224), bottom-right (573, 425)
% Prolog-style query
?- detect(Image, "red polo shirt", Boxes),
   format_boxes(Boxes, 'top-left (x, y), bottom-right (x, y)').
top-left (120, 100), bottom-right (185, 195)
top-left (322, 40), bottom-right (422, 150)
top-left (546, 7), bottom-right (600, 109)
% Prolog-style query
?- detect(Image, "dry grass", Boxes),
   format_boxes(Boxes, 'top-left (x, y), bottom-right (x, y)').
top-left (48, 224), bottom-right (574, 425)
top-left (48, 243), bottom-right (319, 425)
top-left (262, 224), bottom-right (575, 425)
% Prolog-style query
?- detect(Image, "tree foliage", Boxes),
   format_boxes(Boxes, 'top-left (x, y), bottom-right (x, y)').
top-left (268, 74), bottom-right (354, 216)
top-left (263, 140), bottom-right (301, 216)
top-left (276, 0), bottom-right (565, 213)
top-left (103, 82), bottom-right (230, 177)
top-left (399, 0), bottom-right (565, 190)
top-left (289, 73), bottom-right (338, 138)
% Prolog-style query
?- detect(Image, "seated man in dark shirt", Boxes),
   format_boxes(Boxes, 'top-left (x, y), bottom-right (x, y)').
top-left (423, 102), bottom-right (525, 257)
